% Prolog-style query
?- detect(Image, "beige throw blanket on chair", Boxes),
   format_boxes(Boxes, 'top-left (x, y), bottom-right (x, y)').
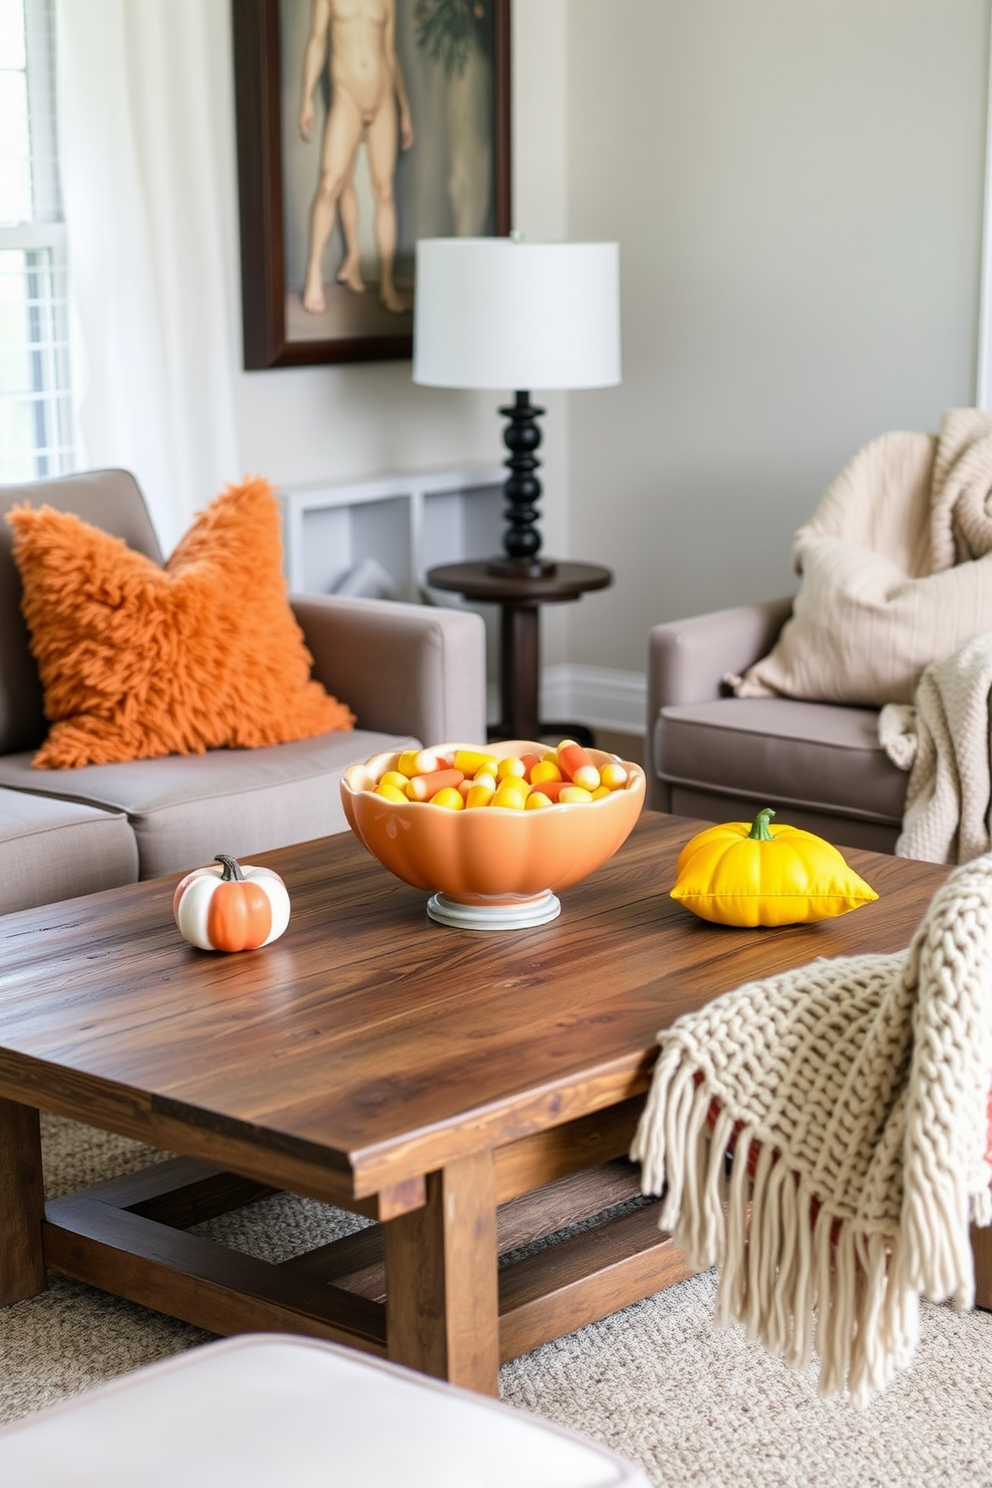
top-left (880, 633), bottom-right (992, 865)
top-left (731, 408), bottom-right (992, 707)
top-left (631, 854), bottom-right (992, 1407)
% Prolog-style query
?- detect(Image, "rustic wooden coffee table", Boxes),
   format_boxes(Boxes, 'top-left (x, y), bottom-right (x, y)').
top-left (0, 814), bottom-right (948, 1395)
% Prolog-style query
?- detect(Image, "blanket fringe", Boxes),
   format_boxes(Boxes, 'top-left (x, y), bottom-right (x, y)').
top-left (632, 1058), bottom-right (920, 1405)
top-left (898, 1162), bottom-right (976, 1308)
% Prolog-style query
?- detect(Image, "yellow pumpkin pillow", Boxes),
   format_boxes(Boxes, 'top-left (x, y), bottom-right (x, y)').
top-left (7, 477), bottom-right (354, 769)
top-left (671, 809), bottom-right (878, 927)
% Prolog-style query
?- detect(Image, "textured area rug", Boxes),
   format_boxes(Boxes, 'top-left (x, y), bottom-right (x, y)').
top-left (2, 1116), bottom-right (992, 1486)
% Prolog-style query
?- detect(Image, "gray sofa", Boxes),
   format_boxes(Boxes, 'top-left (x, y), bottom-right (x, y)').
top-left (647, 598), bottom-right (908, 853)
top-left (0, 470), bottom-right (486, 915)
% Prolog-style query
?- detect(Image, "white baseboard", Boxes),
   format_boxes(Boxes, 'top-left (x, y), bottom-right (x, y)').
top-left (487, 666), bottom-right (647, 734)
top-left (543, 665), bottom-right (647, 733)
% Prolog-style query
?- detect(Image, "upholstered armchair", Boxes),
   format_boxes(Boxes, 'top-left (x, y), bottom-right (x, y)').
top-left (648, 411), bottom-right (992, 857)
top-left (646, 598), bottom-right (908, 853)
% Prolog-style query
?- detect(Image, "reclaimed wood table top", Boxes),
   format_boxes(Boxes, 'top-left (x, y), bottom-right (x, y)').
top-left (0, 813), bottom-right (950, 1205)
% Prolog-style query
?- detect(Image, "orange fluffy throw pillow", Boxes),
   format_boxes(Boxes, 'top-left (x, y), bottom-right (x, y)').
top-left (8, 477), bottom-right (355, 769)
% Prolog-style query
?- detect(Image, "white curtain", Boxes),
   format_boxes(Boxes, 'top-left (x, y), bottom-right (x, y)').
top-left (55, 0), bottom-right (241, 554)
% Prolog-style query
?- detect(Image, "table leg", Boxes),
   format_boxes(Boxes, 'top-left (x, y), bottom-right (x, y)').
top-left (493, 602), bottom-right (596, 747)
top-left (384, 1150), bottom-right (499, 1395)
top-left (0, 1097), bottom-right (47, 1305)
top-left (973, 1220), bottom-right (992, 1310)
top-left (499, 604), bottom-right (540, 741)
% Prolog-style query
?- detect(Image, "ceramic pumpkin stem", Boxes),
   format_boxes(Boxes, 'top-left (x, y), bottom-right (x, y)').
top-left (215, 854), bottom-right (246, 881)
top-left (748, 808), bottom-right (776, 841)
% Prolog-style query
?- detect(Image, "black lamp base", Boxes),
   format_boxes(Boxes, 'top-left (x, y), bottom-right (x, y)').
top-left (492, 390), bottom-right (556, 575)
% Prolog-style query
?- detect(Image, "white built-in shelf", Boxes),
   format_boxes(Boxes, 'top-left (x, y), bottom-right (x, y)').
top-left (278, 466), bottom-right (505, 601)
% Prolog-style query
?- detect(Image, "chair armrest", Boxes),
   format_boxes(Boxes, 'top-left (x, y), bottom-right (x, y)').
top-left (646, 598), bottom-right (793, 809)
top-left (647, 597), bottom-right (793, 713)
top-left (290, 593), bottom-right (487, 746)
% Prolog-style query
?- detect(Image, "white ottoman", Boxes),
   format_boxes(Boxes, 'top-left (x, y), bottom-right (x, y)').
top-left (0, 1334), bottom-right (651, 1487)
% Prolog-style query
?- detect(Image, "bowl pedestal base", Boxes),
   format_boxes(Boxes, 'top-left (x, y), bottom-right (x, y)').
top-left (426, 891), bottom-right (561, 931)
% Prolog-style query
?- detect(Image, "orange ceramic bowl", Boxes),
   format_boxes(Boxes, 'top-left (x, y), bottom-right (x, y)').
top-left (341, 740), bottom-right (645, 929)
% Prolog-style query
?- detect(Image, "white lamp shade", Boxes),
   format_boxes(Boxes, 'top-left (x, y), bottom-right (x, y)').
top-left (412, 238), bottom-right (621, 391)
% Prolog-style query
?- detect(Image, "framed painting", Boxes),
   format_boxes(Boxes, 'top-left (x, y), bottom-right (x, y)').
top-left (232, 0), bottom-right (511, 369)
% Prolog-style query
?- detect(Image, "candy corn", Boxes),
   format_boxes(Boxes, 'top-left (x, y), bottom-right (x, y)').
top-left (371, 741), bottom-right (633, 810)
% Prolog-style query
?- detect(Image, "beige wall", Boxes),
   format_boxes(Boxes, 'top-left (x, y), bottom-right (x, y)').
top-left (564, 0), bottom-right (990, 675)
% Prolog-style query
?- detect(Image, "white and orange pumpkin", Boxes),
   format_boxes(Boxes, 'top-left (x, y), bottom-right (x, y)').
top-left (173, 854), bottom-right (290, 952)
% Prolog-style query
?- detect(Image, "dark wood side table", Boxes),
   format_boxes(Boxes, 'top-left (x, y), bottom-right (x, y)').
top-left (426, 560), bottom-right (613, 744)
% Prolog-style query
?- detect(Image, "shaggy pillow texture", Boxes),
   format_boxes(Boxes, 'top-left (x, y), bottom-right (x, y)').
top-left (7, 477), bottom-right (354, 769)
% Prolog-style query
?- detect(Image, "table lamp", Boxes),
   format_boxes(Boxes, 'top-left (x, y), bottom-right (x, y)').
top-left (412, 236), bottom-right (621, 577)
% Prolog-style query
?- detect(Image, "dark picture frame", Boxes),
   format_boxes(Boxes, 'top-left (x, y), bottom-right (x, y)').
top-left (232, 0), bottom-right (511, 369)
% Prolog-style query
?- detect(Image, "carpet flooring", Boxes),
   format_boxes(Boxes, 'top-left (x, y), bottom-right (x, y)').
top-left (2, 1115), bottom-right (992, 1486)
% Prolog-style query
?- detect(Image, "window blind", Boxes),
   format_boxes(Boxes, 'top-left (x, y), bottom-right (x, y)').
top-left (0, 0), bottom-right (74, 483)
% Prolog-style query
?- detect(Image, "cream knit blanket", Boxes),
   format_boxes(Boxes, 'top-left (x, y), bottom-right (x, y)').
top-left (731, 408), bottom-right (992, 706)
top-left (631, 853), bottom-right (992, 1406)
top-left (880, 632), bottom-right (992, 865)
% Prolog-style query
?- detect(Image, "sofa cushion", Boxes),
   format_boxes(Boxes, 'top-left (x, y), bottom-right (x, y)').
top-left (0, 730), bottom-right (417, 879)
top-left (7, 478), bottom-right (354, 769)
top-left (0, 788), bottom-right (138, 914)
top-left (654, 696), bottom-right (907, 827)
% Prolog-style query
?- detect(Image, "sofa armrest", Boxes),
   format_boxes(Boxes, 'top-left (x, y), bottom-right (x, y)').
top-left (646, 597), bottom-right (793, 810)
top-left (290, 593), bottom-right (487, 746)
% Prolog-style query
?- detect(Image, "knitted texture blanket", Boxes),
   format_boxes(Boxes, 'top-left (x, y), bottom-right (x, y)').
top-left (880, 631), bottom-right (992, 865)
top-left (631, 853), bottom-right (992, 1406)
top-left (729, 408), bottom-right (992, 707)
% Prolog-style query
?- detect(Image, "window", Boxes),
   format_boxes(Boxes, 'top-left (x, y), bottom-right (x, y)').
top-left (0, 0), bottom-right (73, 482)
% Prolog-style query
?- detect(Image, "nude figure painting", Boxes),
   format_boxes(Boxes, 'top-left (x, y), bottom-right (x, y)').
top-left (232, 0), bottom-right (511, 369)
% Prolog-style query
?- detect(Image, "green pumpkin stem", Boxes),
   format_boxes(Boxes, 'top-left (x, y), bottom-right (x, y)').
top-left (748, 808), bottom-right (776, 841)
top-left (215, 854), bottom-right (245, 882)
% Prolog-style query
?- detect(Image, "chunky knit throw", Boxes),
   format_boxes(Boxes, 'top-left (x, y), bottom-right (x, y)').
top-left (631, 853), bottom-right (992, 1406)
top-left (879, 630), bottom-right (992, 865)
top-left (729, 409), bottom-right (992, 708)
